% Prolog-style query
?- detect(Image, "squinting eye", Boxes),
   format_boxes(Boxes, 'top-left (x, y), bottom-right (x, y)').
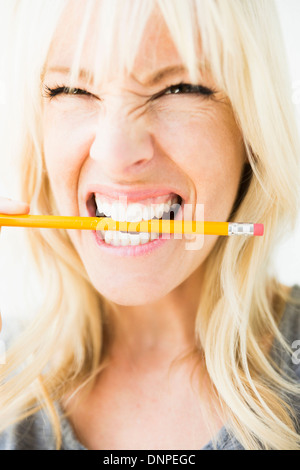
top-left (43, 84), bottom-right (96, 99)
top-left (165, 83), bottom-right (214, 96)
top-left (42, 82), bottom-right (216, 101)
top-left (152, 82), bottom-right (216, 100)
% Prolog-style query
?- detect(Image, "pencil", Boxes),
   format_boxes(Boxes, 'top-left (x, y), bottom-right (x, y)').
top-left (0, 214), bottom-right (264, 236)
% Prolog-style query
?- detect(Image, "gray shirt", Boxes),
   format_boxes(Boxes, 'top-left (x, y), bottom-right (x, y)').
top-left (1, 284), bottom-right (300, 450)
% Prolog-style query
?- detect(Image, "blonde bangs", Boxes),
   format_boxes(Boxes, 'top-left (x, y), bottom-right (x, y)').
top-left (64, 0), bottom-right (206, 91)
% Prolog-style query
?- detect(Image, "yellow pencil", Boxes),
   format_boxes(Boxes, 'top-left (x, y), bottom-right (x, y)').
top-left (0, 214), bottom-right (264, 236)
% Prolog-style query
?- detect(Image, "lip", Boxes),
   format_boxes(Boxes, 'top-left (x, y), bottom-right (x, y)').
top-left (92, 199), bottom-right (184, 257)
top-left (85, 184), bottom-right (188, 215)
top-left (84, 184), bottom-right (187, 257)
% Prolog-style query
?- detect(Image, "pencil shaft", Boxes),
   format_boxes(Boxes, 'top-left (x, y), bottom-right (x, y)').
top-left (0, 214), bottom-right (225, 234)
top-left (0, 215), bottom-right (262, 236)
top-left (0, 214), bottom-right (99, 230)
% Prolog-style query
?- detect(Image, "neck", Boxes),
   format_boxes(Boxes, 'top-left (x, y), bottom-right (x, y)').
top-left (106, 266), bottom-right (204, 366)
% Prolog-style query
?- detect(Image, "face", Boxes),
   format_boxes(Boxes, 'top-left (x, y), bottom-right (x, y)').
top-left (42, 3), bottom-right (246, 306)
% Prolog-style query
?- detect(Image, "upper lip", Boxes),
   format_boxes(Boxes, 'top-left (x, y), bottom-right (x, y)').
top-left (85, 184), bottom-right (187, 206)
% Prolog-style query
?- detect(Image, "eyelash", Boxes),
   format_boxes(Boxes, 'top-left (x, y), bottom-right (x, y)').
top-left (43, 82), bottom-right (216, 101)
top-left (43, 84), bottom-right (92, 99)
top-left (152, 83), bottom-right (215, 99)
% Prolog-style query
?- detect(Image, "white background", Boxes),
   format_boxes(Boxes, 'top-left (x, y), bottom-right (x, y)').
top-left (272, 0), bottom-right (300, 286)
top-left (0, 0), bottom-right (299, 286)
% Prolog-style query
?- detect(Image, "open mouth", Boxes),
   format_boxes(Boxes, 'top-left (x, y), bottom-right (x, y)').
top-left (87, 193), bottom-right (183, 247)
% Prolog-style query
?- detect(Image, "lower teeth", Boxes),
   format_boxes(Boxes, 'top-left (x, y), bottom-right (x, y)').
top-left (99, 230), bottom-right (160, 246)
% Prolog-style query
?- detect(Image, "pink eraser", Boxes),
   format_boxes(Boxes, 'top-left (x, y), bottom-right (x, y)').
top-left (254, 224), bottom-right (264, 236)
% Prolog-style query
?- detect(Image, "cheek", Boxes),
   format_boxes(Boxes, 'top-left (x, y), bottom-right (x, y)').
top-left (42, 108), bottom-right (95, 215)
top-left (151, 100), bottom-right (245, 218)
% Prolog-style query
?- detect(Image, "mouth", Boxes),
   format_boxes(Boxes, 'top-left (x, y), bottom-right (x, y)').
top-left (86, 192), bottom-right (184, 247)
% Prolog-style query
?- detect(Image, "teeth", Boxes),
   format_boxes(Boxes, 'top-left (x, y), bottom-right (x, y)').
top-left (140, 232), bottom-right (151, 244)
top-left (111, 232), bottom-right (121, 247)
top-left (95, 193), bottom-right (181, 246)
top-left (143, 205), bottom-right (155, 221)
top-left (154, 203), bottom-right (165, 219)
top-left (104, 230), bottom-right (113, 244)
top-left (150, 232), bottom-right (159, 241)
top-left (103, 202), bottom-right (111, 217)
top-left (111, 202), bottom-right (127, 222)
top-left (126, 203), bottom-right (144, 222)
top-left (95, 194), bottom-right (178, 222)
top-left (129, 233), bottom-right (140, 246)
top-left (100, 229), bottom-right (154, 246)
top-left (164, 203), bottom-right (170, 213)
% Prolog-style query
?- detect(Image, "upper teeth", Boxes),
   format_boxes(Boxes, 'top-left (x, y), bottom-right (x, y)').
top-left (95, 195), bottom-right (178, 222)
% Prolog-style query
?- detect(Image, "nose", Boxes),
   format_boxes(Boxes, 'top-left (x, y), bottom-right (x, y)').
top-left (89, 109), bottom-right (154, 179)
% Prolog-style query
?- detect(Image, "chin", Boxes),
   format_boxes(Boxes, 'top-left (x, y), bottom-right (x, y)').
top-left (91, 281), bottom-right (168, 307)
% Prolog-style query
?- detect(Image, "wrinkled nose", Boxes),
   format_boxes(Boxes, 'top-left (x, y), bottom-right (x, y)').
top-left (89, 110), bottom-right (155, 179)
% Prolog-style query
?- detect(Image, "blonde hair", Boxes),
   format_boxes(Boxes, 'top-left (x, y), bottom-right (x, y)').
top-left (0, 0), bottom-right (300, 450)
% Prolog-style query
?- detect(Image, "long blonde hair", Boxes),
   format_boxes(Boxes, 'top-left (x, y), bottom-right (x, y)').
top-left (0, 0), bottom-right (300, 450)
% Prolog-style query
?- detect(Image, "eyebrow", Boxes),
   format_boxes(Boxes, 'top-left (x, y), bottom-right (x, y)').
top-left (130, 65), bottom-right (188, 87)
top-left (42, 64), bottom-right (195, 87)
top-left (42, 66), bottom-right (91, 82)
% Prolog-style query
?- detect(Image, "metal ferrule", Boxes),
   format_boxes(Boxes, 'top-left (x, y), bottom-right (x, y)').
top-left (228, 223), bottom-right (254, 236)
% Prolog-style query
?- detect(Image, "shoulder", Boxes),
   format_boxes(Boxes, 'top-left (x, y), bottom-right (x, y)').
top-left (0, 397), bottom-right (87, 450)
top-left (0, 402), bottom-right (86, 450)
top-left (0, 314), bottom-right (61, 450)
top-left (0, 319), bottom-right (86, 450)
top-left (269, 284), bottom-right (300, 380)
top-left (274, 284), bottom-right (300, 380)
top-left (0, 408), bottom-right (57, 450)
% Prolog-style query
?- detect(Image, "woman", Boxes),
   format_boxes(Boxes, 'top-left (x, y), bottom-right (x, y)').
top-left (0, 0), bottom-right (299, 450)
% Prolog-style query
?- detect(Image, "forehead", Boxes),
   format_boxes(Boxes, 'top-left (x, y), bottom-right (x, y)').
top-left (46, 0), bottom-right (190, 83)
